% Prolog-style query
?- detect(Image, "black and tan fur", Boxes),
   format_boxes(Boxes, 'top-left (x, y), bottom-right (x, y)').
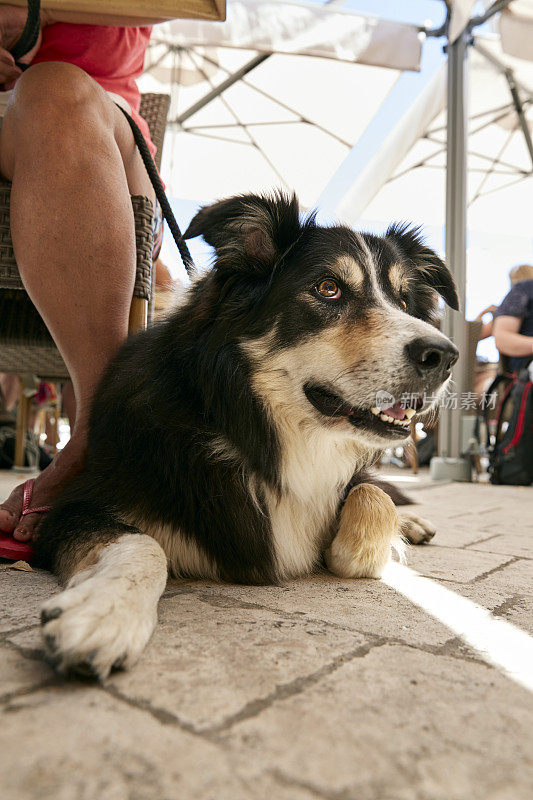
top-left (35, 192), bottom-right (458, 678)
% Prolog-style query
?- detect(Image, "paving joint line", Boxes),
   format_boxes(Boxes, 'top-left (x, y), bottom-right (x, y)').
top-left (206, 639), bottom-right (388, 736)
top-left (0, 623), bottom-right (40, 642)
top-left (183, 586), bottom-right (505, 666)
top-left (0, 677), bottom-right (63, 707)
top-left (463, 533), bottom-right (503, 548)
top-left (193, 588), bottom-right (407, 642)
top-left (1, 632), bottom-right (50, 665)
top-left (471, 556), bottom-right (521, 583)
top-left (416, 557), bottom-right (521, 586)
top-left (102, 682), bottom-right (213, 741)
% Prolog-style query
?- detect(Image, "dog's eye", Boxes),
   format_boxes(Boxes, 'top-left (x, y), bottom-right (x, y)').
top-left (400, 298), bottom-right (407, 312)
top-left (315, 279), bottom-right (341, 300)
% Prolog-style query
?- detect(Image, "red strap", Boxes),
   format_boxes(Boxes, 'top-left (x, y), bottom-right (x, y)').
top-left (503, 381), bottom-right (532, 454)
top-left (20, 479), bottom-right (51, 517)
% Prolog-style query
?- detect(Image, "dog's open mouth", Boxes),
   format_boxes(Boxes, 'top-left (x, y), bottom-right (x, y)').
top-left (304, 384), bottom-right (423, 438)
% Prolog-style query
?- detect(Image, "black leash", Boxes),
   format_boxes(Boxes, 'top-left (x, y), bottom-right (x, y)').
top-left (11, 0), bottom-right (40, 68)
top-left (116, 106), bottom-right (195, 275)
top-left (10, 0), bottom-right (196, 277)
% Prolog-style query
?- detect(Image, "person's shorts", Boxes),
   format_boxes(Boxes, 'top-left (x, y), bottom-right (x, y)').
top-left (0, 89), bottom-right (163, 260)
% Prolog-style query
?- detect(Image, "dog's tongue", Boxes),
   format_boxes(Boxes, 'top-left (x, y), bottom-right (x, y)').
top-left (381, 402), bottom-right (406, 420)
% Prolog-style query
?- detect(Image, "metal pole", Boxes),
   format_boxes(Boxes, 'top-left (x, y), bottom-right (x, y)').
top-left (175, 54), bottom-right (269, 125)
top-left (474, 40), bottom-right (533, 172)
top-left (505, 71), bottom-right (533, 172)
top-left (431, 29), bottom-right (471, 480)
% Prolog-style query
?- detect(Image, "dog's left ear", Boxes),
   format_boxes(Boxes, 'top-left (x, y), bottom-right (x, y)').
top-left (386, 223), bottom-right (459, 310)
top-left (183, 191), bottom-right (304, 275)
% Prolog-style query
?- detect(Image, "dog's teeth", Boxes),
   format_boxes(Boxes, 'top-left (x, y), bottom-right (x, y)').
top-left (394, 417), bottom-right (410, 427)
top-left (404, 407), bottom-right (416, 419)
top-left (371, 407), bottom-right (380, 416)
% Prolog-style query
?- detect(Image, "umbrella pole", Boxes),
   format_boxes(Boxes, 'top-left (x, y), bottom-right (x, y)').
top-left (431, 29), bottom-right (471, 481)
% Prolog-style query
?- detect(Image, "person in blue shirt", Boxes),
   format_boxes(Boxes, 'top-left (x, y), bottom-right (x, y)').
top-left (493, 265), bottom-right (533, 373)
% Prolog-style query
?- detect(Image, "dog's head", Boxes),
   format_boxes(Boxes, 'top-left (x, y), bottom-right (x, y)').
top-left (184, 192), bottom-right (459, 447)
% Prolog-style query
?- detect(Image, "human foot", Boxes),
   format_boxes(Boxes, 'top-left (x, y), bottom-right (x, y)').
top-left (0, 437), bottom-right (86, 541)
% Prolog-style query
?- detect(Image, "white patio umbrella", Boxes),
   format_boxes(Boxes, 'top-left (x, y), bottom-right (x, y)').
top-left (152, 0), bottom-right (423, 70)
top-left (138, 0), bottom-right (431, 214)
top-left (500, 0), bottom-right (533, 60)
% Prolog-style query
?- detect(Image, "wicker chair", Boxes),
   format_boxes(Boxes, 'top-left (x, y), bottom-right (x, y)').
top-left (0, 93), bottom-right (170, 467)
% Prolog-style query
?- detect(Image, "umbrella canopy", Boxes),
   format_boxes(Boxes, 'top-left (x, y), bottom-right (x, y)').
top-left (500, 0), bottom-right (533, 61)
top-left (140, 0), bottom-right (532, 324)
top-left (152, 0), bottom-right (423, 70)
top-left (139, 38), bottom-right (402, 208)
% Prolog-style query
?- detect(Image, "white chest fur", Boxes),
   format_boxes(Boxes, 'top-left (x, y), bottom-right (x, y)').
top-left (265, 425), bottom-right (366, 579)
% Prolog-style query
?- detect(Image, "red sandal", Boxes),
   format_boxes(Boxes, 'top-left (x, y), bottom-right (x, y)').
top-left (0, 479), bottom-right (51, 562)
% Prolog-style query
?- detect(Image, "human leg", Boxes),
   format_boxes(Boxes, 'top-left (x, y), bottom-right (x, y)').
top-left (0, 62), bottom-right (155, 540)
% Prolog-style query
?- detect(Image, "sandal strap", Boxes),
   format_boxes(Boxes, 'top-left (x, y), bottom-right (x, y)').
top-left (21, 479), bottom-right (51, 517)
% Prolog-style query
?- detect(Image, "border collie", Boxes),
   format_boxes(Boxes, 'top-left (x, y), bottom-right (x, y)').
top-left (35, 192), bottom-right (458, 679)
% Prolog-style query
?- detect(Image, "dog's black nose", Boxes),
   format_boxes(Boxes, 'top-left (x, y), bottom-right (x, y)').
top-left (405, 337), bottom-right (459, 378)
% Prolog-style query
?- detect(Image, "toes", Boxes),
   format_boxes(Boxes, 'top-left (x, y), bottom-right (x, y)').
top-left (400, 516), bottom-right (435, 545)
top-left (399, 513), bottom-right (437, 545)
top-left (72, 661), bottom-right (101, 681)
top-left (41, 607), bottom-right (63, 624)
top-left (0, 485), bottom-right (26, 532)
top-left (409, 524), bottom-right (435, 545)
top-left (13, 525), bottom-right (33, 542)
top-left (0, 508), bottom-right (17, 532)
top-left (43, 631), bottom-right (59, 654)
top-left (13, 512), bottom-right (44, 541)
top-left (0, 498), bottom-right (21, 531)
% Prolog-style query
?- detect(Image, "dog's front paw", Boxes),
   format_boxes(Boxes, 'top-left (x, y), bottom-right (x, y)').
top-left (325, 536), bottom-right (390, 579)
top-left (41, 576), bottom-right (157, 680)
top-left (399, 512), bottom-right (436, 545)
top-left (326, 484), bottom-right (399, 579)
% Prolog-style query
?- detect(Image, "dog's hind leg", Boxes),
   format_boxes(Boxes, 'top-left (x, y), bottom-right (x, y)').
top-left (37, 505), bottom-right (168, 680)
top-left (325, 484), bottom-right (402, 579)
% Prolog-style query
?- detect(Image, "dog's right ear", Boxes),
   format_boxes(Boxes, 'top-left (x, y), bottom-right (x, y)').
top-left (183, 192), bottom-right (305, 275)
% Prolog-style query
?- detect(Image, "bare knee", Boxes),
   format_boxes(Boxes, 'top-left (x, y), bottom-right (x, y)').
top-left (0, 63), bottom-right (113, 174)
top-left (11, 62), bottom-right (109, 124)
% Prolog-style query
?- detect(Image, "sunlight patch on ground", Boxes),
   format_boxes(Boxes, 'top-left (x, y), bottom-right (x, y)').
top-left (382, 561), bottom-right (533, 693)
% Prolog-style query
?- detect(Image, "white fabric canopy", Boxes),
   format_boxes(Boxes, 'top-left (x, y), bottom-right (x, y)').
top-left (141, 0), bottom-right (532, 309)
top-left (500, 1), bottom-right (533, 62)
top-left (153, 0), bottom-right (423, 71)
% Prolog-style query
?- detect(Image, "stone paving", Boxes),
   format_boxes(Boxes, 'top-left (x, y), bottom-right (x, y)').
top-left (1, 469), bottom-right (532, 800)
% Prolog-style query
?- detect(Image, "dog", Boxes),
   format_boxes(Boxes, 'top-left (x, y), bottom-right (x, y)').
top-left (35, 192), bottom-right (459, 679)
